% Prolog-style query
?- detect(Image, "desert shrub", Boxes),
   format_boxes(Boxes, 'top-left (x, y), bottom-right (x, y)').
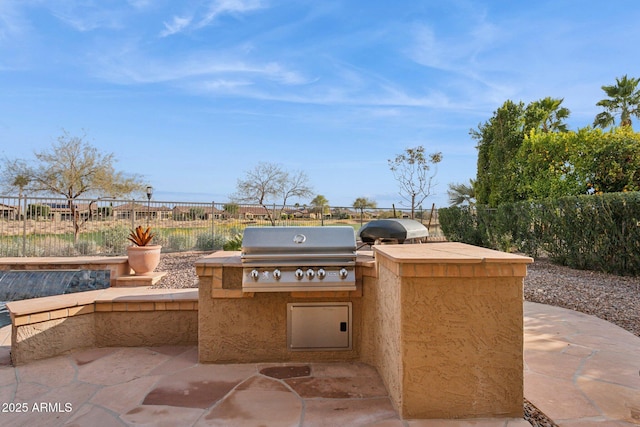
top-left (166, 233), bottom-right (194, 251)
top-left (102, 225), bottom-right (130, 254)
top-left (1, 240), bottom-right (22, 257)
top-left (195, 232), bottom-right (226, 250)
top-left (223, 233), bottom-right (243, 251)
top-left (31, 237), bottom-right (75, 256)
top-left (148, 230), bottom-right (168, 248)
top-left (75, 240), bottom-right (98, 255)
top-left (53, 243), bottom-right (78, 256)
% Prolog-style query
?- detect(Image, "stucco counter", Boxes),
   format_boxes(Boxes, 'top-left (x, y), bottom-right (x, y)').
top-left (370, 243), bottom-right (532, 419)
top-left (196, 242), bottom-right (532, 420)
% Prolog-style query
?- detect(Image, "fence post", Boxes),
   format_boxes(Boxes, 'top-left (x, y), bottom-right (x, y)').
top-left (129, 200), bottom-right (135, 231)
top-left (21, 195), bottom-right (27, 256)
top-left (211, 201), bottom-right (215, 242)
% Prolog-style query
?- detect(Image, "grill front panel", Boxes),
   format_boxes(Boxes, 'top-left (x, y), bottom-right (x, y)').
top-left (241, 226), bottom-right (356, 292)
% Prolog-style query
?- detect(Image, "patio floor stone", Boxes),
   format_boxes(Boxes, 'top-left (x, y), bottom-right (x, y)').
top-left (0, 301), bottom-right (638, 426)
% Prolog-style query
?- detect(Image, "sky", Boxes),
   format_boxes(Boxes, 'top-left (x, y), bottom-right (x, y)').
top-left (1, 0), bottom-right (639, 209)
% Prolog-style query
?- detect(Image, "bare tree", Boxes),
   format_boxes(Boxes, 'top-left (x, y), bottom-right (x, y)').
top-left (232, 162), bottom-right (313, 225)
top-left (3, 130), bottom-right (145, 241)
top-left (388, 146), bottom-right (442, 219)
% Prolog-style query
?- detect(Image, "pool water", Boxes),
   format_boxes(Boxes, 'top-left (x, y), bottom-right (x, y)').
top-left (0, 270), bottom-right (111, 328)
top-left (0, 303), bottom-right (9, 328)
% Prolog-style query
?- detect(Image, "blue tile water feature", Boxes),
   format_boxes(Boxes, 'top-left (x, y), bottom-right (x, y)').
top-left (0, 270), bottom-right (111, 327)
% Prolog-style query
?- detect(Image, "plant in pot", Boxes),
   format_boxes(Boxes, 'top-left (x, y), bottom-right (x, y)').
top-left (127, 225), bottom-right (162, 275)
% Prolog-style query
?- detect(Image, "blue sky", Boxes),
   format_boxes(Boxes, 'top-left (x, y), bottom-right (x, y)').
top-left (1, 1), bottom-right (639, 209)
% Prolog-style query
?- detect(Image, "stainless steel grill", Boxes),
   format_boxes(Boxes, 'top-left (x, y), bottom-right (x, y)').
top-left (241, 226), bottom-right (357, 292)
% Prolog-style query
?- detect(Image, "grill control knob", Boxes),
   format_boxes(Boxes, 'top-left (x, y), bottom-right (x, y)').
top-left (339, 268), bottom-right (349, 279)
top-left (250, 269), bottom-right (260, 281)
top-left (306, 268), bottom-right (315, 279)
top-left (317, 268), bottom-right (326, 279)
top-left (295, 269), bottom-right (304, 280)
top-left (273, 269), bottom-right (281, 280)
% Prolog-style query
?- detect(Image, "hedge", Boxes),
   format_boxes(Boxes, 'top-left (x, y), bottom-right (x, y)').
top-left (439, 192), bottom-right (640, 275)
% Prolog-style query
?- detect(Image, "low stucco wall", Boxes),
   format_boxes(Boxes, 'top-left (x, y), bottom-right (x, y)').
top-left (358, 260), bottom-right (403, 408)
top-left (12, 314), bottom-right (97, 365)
top-left (8, 288), bottom-right (198, 365)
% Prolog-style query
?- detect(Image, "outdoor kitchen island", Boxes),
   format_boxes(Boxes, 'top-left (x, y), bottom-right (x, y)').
top-left (195, 242), bottom-right (532, 420)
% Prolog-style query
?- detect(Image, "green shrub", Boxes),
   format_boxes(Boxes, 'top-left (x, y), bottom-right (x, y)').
top-left (102, 225), bottom-right (130, 254)
top-left (438, 206), bottom-right (487, 247)
top-left (195, 232), bottom-right (226, 251)
top-left (222, 233), bottom-right (243, 251)
top-left (167, 233), bottom-right (194, 251)
top-left (439, 192), bottom-right (640, 275)
top-left (75, 240), bottom-right (98, 255)
top-left (1, 240), bottom-right (22, 257)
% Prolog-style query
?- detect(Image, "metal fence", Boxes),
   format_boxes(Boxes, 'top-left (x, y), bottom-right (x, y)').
top-left (0, 195), bottom-right (443, 257)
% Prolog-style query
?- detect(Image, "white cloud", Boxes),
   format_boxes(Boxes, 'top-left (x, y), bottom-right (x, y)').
top-left (127, 0), bottom-right (153, 9)
top-left (160, 15), bottom-right (193, 37)
top-left (0, 1), bottom-right (28, 42)
top-left (90, 46), bottom-right (312, 93)
top-left (198, 0), bottom-right (266, 28)
top-left (160, 0), bottom-right (267, 36)
top-left (201, 78), bottom-right (253, 91)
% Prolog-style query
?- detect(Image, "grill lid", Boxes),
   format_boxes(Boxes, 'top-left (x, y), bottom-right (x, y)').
top-left (241, 226), bottom-right (357, 292)
top-left (241, 226), bottom-right (356, 259)
top-left (358, 219), bottom-right (428, 244)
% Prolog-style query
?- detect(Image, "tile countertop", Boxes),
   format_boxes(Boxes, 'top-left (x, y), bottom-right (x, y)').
top-left (7, 288), bottom-right (198, 317)
top-left (373, 242), bottom-right (534, 264)
top-left (195, 251), bottom-right (242, 267)
top-left (194, 250), bottom-right (377, 267)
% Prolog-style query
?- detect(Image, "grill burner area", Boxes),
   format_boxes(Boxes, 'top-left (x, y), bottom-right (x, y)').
top-left (358, 218), bottom-right (429, 245)
top-left (241, 226), bottom-right (356, 292)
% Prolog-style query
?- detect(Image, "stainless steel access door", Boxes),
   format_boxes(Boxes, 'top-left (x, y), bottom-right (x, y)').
top-left (287, 302), bottom-right (352, 351)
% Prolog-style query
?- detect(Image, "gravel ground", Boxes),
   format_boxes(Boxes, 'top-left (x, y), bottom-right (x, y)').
top-left (154, 252), bottom-right (202, 289)
top-left (152, 251), bottom-right (640, 427)
top-left (524, 257), bottom-right (640, 338)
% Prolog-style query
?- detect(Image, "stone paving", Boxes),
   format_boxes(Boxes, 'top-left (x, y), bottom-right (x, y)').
top-left (0, 302), bottom-right (637, 426)
top-left (524, 302), bottom-right (640, 426)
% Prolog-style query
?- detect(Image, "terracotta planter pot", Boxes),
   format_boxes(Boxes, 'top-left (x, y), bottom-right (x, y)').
top-left (127, 245), bottom-right (162, 275)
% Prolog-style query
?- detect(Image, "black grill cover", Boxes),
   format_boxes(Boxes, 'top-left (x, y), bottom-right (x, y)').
top-left (358, 219), bottom-right (428, 244)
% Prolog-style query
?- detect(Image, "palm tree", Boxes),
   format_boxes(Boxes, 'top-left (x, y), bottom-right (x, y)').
top-left (524, 97), bottom-right (570, 133)
top-left (0, 158), bottom-right (32, 197)
top-left (352, 197), bottom-right (377, 224)
top-left (447, 180), bottom-right (476, 207)
top-left (593, 75), bottom-right (640, 128)
top-left (310, 195), bottom-right (329, 220)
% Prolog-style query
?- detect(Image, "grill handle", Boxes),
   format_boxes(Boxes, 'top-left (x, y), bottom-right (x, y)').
top-left (241, 252), bottom-right (356, 261)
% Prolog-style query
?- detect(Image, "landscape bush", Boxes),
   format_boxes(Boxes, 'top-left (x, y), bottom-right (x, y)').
top-left (222, 233), bottom-right (243, 251)
top-left (74, 240), bottom-right (98, 255)
top-left (102, 225), bottom-right (130, 254)
top-left (439, 192), bottom-right (640, 275)
top-left (195, 232), bottom-right (226, 251)
top-left (166, 233), bottom-right (194, 252)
